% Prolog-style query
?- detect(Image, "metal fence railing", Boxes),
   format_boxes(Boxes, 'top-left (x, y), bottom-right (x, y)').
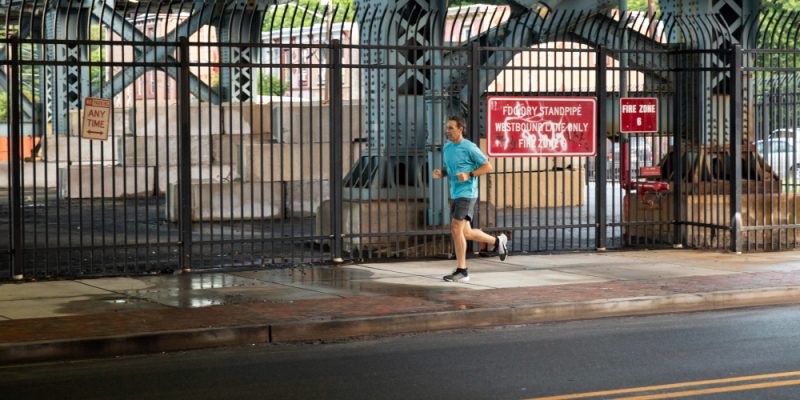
top-left (1, 1), bottom-right (799, 279)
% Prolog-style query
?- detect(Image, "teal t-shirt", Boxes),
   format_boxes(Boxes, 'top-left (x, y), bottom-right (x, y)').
top-left (443, 139), bottom-right (489, 199)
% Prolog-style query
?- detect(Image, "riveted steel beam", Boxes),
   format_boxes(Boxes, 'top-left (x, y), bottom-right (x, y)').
top-left (446, 1), bottom-right (620, 110)
top-left (92, 2), bottom-right (221, 103)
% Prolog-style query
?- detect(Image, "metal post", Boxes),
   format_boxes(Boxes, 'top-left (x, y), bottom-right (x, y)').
top-left (9, 36), bottom-right (23, 280)
top-left (595, 45), bottom-right (607, 251)
top-left (426, 91), bottom-right (448, 226)
top-left (672, 65), bottom-right (683, 248)
top-left (620, 0), bottom-right (628, 98)
top-left (178, 36), bottom-right (192, 271)
top-left (469, 41), bottom-right (480, 251)
top-left (730, 45), bottom-right (743, 253)
top-left (469, 42), bottom-right (480, 144)
top-left (329, 39), bottom-right (344, 263)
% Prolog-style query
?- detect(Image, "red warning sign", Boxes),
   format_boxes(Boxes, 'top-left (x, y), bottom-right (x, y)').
top-left (486, 96), bottom-right (597, 157)
top-left (620, 98), bottom-right (658, 133)
top-left (639, 165), bottom-right (662, 178)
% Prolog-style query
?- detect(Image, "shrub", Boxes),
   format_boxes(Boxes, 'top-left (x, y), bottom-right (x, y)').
top-left (258, 72), bottom-right (288, 96)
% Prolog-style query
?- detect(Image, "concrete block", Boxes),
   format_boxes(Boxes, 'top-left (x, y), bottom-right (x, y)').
top-left (283, 180), bottom-right (329, 217)
top-left (116, 134), bottom-right (266, 166)
top-left (43, 136), bottom-right (116, 162)
top-left (236, 143), bottom-right (302, 182)
top-left (0, 161), bottom-right (60, 189)
top-left (271, 100), bottom-right (364, 143)
top-left (222, 102), bottom-right (272, 135)
top-left (166, 181), bottom-right (283, 222)
top-left (626, 192), bottom-right (800, 249)
top-left (121, 102), bottom-right (249, 136)
top-left (236, 142), bottom-right (359, 182)
top-left (156, 164), bottom-right (235, 194)
top-left (481, 169), bottom-right (585, 208)
top-left (316, 199), bottom-right (427, 252)
top-left (58, 165), bottom-right (156, 198)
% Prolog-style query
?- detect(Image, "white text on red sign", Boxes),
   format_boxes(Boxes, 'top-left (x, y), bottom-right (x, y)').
top-left (619, 97), bottom-right (658, 133)
top-left (486, 96), bottom-right (597, 157)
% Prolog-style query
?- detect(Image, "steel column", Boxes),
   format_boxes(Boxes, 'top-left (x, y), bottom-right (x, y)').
top-left (468, 41), bottom-right (481, 240)
top-left (595, 45), bottom-right (607, 250)
top-left (730, 44), bottom-right (743, 253)
top-left (9, 36), bottom-right (23, 280)
top-left (216, 9), bottom-right (264, 102)
top-left (469, 42), bottom-right (481, 148)
top-left (330, 39), bottom-right (344, 263)
top-left (672, 64), bottom-right (684, 248)
top-left (45, 7), bottom-right (89, 135)
top-left (178, 36), bottom-right (192, 271)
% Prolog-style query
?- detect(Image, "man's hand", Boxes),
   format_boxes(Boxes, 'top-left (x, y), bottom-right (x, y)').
top-left (432, 169), bottom-right (442, 180)
top-left (456, 172), bottom-right (470, 182)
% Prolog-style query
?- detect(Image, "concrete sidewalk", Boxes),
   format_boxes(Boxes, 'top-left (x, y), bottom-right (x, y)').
top-left (2, 249), bottom-right (800, 365)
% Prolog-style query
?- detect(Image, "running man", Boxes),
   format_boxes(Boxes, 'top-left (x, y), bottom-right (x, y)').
top-left (432, 115), bottom-right (508, 283)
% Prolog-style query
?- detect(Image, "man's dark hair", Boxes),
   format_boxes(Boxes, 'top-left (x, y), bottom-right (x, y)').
top-left (448, 115), bottom-right (466, 131)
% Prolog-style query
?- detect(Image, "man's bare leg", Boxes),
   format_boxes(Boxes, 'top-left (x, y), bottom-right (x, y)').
top-left (462, 220), bottom-right (497, 246)
top-left (463, 220), bottom-right (509, 261)
top-left (451, 219), bottom-right (468, 269)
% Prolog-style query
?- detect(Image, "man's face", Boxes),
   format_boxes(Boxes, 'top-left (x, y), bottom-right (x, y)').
top-left (446, 120), bottom-right (463, 142)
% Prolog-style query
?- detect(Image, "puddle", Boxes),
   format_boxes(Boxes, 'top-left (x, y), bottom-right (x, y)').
top-left (60, 266), bottom-right (474, 311)
top-left (238, 266), bottom-right (471, 298)
top-left (236, 267), bottom-right (375, 285)
top-left (55, 295), bottom-right (167, 316)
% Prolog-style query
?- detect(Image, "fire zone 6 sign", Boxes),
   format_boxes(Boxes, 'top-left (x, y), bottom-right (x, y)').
top-left (486, 96), bottom-right (597, 157)
top-left (620, 97), bottom-right (658, 133)
top-left (81, 97), bottom-right (112, 141)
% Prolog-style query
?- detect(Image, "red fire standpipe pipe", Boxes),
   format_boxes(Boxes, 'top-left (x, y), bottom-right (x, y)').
top-left (621, 138), bottom-right (630, 189)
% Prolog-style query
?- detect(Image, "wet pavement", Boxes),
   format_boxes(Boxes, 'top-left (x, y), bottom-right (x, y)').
top-left (2, 248), bottom-right (800, 364)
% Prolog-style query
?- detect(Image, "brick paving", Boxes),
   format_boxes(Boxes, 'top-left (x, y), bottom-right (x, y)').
top-left (3, 266), bottom-right (800, 347)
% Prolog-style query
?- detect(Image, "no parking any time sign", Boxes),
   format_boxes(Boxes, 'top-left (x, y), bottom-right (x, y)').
top-left (81, 97), bottom-right (112, 141)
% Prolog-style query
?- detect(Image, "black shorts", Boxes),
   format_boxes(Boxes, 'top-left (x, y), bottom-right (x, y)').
top-left (450, 198), bottom-right (477, 222)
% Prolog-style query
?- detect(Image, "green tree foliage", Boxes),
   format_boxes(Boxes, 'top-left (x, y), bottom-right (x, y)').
top-left (2, 33), bottom-right (39, 120)
top-left (761, 0), bottom-right (800, 49)
top-left (89, 25), bottom-right (106, 87)
top-left (624, 0), bottom-right (800, 13)
top-left (767, 0), bottom-right (800, 10)
top-left (258, 72), bottom-right (288, 96)
top-left (449, 0), bottom-right (505, 6)
top-left (263, 0), bottom-right (355, 31)
top-left (0, 91), bottom-right (7, 121)
top-left (622, 0), bottom-right (656, 12)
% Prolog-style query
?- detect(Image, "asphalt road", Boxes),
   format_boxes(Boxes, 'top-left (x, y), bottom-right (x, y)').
top-left (3, 306), bottom-right (800, 399)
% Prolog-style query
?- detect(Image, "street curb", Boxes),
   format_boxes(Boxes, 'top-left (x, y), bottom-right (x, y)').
top-left (2, 287), bottom-right (800, 365)
top-left (0, 326), bottom-right (271, 365)
top-left (270, 287), bottom-right (800, 342)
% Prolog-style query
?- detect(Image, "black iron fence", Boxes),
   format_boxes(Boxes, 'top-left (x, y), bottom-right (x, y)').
top-left (1, 1), bottom-right (799, 279)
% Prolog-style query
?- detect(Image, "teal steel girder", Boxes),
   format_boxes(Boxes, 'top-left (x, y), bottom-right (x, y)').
top-left (90, 2), bottom-right (222, 103)
top-left (445, 0), bottom-right (619, 110)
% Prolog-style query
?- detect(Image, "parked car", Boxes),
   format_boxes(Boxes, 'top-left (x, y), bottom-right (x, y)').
top-left (770, 127), bottom-right (800, 140)
top-left (756, 138), bottom-right (800, 180)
